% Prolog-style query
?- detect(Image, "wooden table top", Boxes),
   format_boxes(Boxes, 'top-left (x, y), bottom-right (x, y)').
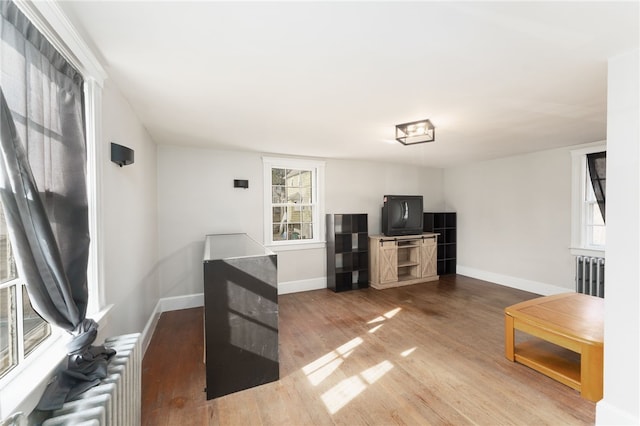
top-left (505, 293), bottom-right (604, 346)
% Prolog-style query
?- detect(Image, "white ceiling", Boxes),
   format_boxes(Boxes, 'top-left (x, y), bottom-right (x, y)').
top-left (59, 1), bottom-right (639, 168)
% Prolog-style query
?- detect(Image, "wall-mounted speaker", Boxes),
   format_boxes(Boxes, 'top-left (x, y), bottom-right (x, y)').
top-left (111, 142), bottom-right (134, 167)
top-left (234, 179), bottom-right (249, 189)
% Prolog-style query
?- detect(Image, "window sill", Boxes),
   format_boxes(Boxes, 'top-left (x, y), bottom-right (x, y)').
top-left (266, 241), bottom-right (326, 252)
top-left (0, 304), bottom-right (113, 420)
top-left (570, 247), bottom-right (605, 258)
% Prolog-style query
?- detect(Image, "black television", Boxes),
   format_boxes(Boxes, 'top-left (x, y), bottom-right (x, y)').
top-left (381, 195), bottom-right (424, 236)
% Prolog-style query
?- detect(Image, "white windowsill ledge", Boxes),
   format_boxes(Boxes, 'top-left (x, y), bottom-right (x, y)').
top-left (570, 247), bottom-right (606, 258)
top-left (0, 304), bottom-right (113, 420)
top-left (266, 241), bottom-right (327, 252)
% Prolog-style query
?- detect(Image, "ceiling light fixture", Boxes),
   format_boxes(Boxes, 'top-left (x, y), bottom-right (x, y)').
top-left (395, 119), bottom-right (435, 145)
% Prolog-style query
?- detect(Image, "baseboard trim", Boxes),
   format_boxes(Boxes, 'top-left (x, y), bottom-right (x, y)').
top-left (456, 265), bottom-right (571, 296)
top-left (140, 293), bottom-right (204, 356)
top-left (278, 277), bottom-right (327, 295)
top-left (596, 400), bottom-right (639, 425)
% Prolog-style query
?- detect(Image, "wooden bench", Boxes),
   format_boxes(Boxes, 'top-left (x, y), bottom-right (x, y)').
top-left (504, 292), bottom-right (604, 402)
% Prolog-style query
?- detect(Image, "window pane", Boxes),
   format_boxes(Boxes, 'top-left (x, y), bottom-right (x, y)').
top-left (592, 203), bottom-right (605, 226)
top-left (272, 186), bottom-right (286, 204)
top-left (285, 169), bottom-right (300, 187)
top-left (288, 207), bottom-right (301, 225)
top-left (272, 207), bottom-right (287, 241)
top-left (272, 168), bottom-right (285, 186)
top-left (299, 170), bottom-right (312, 186)
top-left (0, 206), bottom-right (17, 285)
top-left (272, 225), bottom-right (285, 242)
top-left (286, 224), bottom-right (301, 240)
top-left (300, 206), bottom-right (313, 223)
top-left (300, 186), bottom-right (312, 204)
top-left (22, 286), bottom-right (49, 356)
top-left (0, 285), bottom-right (17, 377)
top-left (585, 171), bottom-right (596, 202)
top-left (300, 223), bottom-right (313, 240)
top-left (286, 187), bottom-right (302, 203)
top-left (591, 226), bottom-right (606, 246)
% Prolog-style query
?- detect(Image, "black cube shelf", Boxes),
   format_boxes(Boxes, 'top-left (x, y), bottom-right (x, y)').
top-left (326, 214), bottom-right (369, 292)
top-left (423, 212), bottom-right (457, 275)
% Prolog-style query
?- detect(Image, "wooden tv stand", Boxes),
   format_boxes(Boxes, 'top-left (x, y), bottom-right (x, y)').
top-left (504, 293), bottom-right (604, 402)
top-left (368, 233), bottom-right (438, 290)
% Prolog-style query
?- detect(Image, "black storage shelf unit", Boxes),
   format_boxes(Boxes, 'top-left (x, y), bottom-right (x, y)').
top-left (423, 212), bottom-right (457, 275)
top-left (326, 214), bottom-right (369, 292)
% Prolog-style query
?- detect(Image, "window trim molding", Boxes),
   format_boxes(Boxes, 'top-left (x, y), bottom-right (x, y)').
top-left (262, 156), bottom-right (326, 248)
top-left (570, 141), bottom-right (606, 257)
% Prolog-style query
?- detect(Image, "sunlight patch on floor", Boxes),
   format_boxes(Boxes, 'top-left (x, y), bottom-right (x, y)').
top-left (368, 323), bottom-right (384, 333)
top-left (368, 315), bottom-right (386, 324)
top-left (401, 347), bottom-right (417, 357)
top-left (336, 337), bottom-right (363, 356)
top-left (360, 360), bottom-right (394, 384)
top-left (368, 307), bottom-right (401, 324)
top-left (302, 337), bottom-right (363, 386)
top-left (321, 375), bottom-right (367, 414)
top-left (306, 357), bottom-right (344, 386)
top-left (383, 307), bottom-right (402, 319)
top-left (302, 307), bottom-right (407, 415)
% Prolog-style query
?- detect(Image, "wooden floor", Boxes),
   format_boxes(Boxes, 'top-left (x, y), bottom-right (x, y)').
top-left (142, 275), bottom-right (595, 425)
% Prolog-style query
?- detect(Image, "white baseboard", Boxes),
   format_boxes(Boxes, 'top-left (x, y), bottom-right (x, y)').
top-left (140, 293), bottom-right (204, 356)
top-left (596, 400), bottom-right (639, 425)
top-left (456, 265), bottom-right (571, 296)
top-left (159, 293), bottom-right (204, 311)
top-left (278, 277), bottom-right (326, 294)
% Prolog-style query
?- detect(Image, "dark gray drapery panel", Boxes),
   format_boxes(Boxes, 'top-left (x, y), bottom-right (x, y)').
top-left (1, 0), bottom-right (113, 411)
top-left (586, 151), bottom-right (606, 223)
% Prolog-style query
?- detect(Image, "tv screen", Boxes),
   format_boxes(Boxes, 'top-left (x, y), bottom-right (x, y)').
top-left (381, 195), bottom-right (423, 236)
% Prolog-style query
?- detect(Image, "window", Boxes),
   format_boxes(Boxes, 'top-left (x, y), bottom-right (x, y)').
top-left (584, 165), bottom-right (606, 248)
top-left (571, 143), bottom-right (606, 254)
top-left (0, 203), bottom-right (50, 378)
top-left (263, 157), bottom-right (325, 247)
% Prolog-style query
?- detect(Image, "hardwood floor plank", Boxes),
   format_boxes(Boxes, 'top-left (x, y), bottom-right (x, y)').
top-left (142, 275), bottom-right (595, 425)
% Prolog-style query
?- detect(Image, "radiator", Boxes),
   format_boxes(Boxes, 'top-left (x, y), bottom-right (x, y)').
top-left (42, 333), bottom-right (141, 426)
top-left (575, 256), bottom-right (605, 298)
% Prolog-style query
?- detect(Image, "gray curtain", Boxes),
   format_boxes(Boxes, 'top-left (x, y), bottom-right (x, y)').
top-left (0, 1), bottom-right (113, 411)
top-left (586, 151), bottom-right (606, 223)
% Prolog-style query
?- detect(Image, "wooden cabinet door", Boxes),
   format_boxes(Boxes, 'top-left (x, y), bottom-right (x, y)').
top-left (378, 241), bottom-right (398, 283)
top-left (420, 237), bottom-right (437, 278)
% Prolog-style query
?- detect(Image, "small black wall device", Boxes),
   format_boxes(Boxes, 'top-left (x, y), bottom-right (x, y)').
top-left (111, 142), bottom-right (134, 167)
top-left (234, 179), bottom-right (249, 189)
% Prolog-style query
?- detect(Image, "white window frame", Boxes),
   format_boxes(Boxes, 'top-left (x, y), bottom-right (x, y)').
top-left (0, 1), bottom-right (108, 419)
top-left (263, 156), bottom-right (326, 251)
top-left (570, 141), bottom-right (606, 257)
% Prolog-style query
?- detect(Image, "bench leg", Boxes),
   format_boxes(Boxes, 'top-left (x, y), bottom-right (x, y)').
top-left (505, 314), bottom-right (515, 361)
top-left (581, 344), bottom-right (603, 402)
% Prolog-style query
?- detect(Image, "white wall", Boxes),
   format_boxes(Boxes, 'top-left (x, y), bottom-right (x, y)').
top-left (443, 147), bottom-right (575, 295)
top-left (156, 147), bottom-right (444, 295)
top-left (596, 48), bottom-right (639, 425)
top-left (99, 79), bottom-right (159, 338)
